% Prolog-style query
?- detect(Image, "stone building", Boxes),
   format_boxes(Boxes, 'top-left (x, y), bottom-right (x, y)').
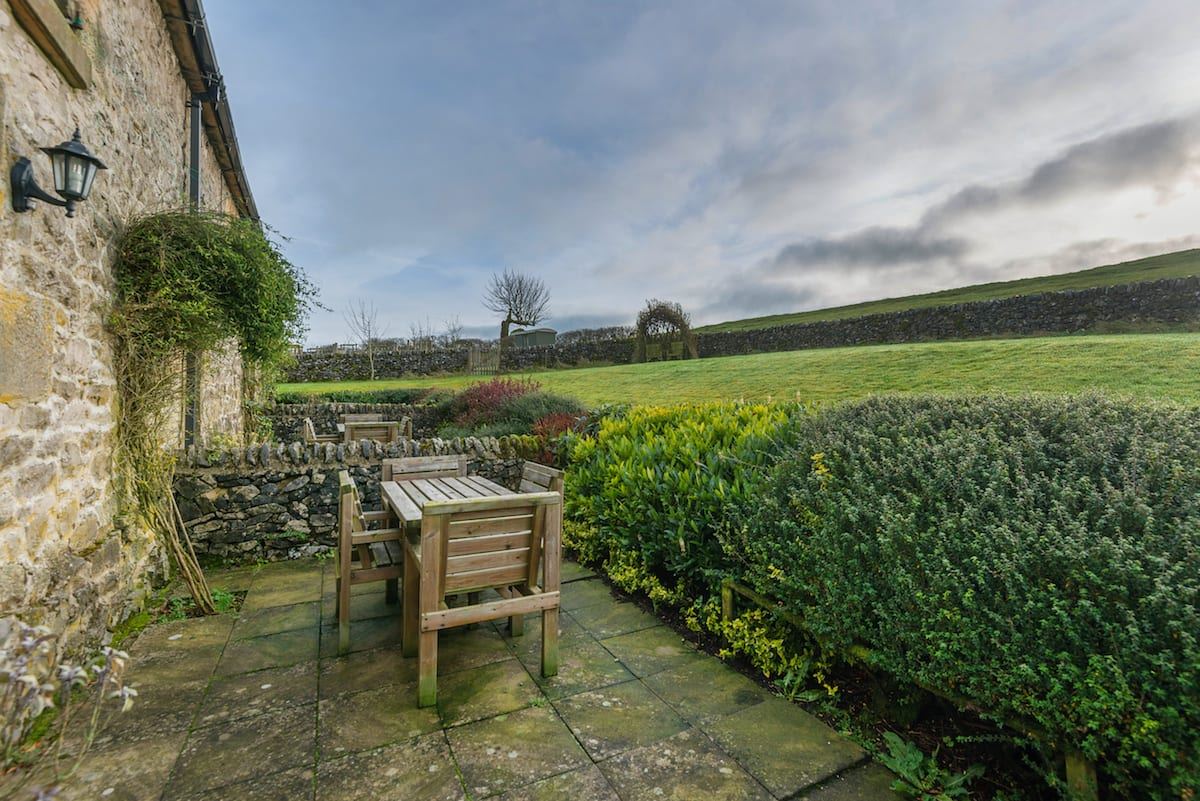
top-left (0, 0), bottom-right (255, 648)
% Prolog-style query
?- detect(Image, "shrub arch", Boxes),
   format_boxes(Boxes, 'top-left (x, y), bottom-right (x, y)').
top-left (633, 299), bottom-right (698, 362)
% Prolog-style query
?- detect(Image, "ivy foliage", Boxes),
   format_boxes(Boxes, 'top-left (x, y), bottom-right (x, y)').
top-left (110, 209), bottom-right (316, 369)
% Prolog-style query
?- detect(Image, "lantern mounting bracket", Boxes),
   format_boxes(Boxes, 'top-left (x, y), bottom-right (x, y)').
top-left (10, 156), bottom-right (72, 215)
top-left (9, 127), bottom-right (106, 219)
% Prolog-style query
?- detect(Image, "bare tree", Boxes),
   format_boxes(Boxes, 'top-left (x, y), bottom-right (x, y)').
top-left (344, 299), bottom-right (388, 380)
top-left (441, 316), bottom-right (464, 347)
top-left (409, 317), bottom-right (436, 353)
top-left (483, 269), bottom-right (550, 342)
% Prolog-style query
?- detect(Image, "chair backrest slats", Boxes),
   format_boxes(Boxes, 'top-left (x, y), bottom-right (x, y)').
top-left (520, 461), bottom-right (563, 495)
top-left (342, 412), bottom-right (384, 423)
top-left (382, 455), bottom-right (467, 482)
top-left (422, 492), bottom-right (559, 597)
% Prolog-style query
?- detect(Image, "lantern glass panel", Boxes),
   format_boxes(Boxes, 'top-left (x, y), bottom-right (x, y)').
top-left (80, 161), bottom-right (98, 199)
top-left (65, 155), bottom-right (88, 197)
top-left (50, 151), bottom-right (66, 194)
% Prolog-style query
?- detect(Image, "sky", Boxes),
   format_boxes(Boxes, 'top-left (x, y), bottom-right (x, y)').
top-left (203, 1), bottom-right (1200, 345)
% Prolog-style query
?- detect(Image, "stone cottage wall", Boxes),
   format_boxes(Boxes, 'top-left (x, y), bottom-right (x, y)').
top-left (0, 1), bottom-right (241, 650)
top-left (174, 436), bottom-right (539, 562)
top-left (198, 339), bottom-right (245, 444)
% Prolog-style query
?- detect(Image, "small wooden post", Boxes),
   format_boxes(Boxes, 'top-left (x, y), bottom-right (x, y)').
top-left (721, 579), bottom-right (735, 623)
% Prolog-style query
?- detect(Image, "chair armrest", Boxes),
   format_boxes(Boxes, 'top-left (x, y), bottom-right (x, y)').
top-left (351, 528), bottom-right (405, 545)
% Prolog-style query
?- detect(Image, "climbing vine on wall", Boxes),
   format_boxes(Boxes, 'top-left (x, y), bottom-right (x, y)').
top-left (109, 209), bottom-right (316, 611)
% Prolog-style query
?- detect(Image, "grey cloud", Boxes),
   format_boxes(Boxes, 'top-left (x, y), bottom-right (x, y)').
top-left (702, 279), bottom-right (819, 319)
top-left (770, 226), bottom-right (971, 272)
top-left (923, 116), bottom-right (1200, 227)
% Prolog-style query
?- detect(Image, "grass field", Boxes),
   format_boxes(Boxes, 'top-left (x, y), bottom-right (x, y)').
top-left (278, 332), bottom-right (1200, 407)
top-left (696, 248), bottom-right (1200, 333)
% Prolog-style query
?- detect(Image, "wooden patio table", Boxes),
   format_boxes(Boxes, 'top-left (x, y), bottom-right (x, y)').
top-left (379, 474), bottom-right (522, 528)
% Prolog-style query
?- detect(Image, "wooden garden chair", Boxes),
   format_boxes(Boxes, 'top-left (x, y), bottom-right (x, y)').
top-left (303, 417), bottom-right (339, 444)
top-left (343, 418), bottom-right (413, 443)
top-left (402, 490), bottom-right (563, 707)
top-left (519, 461), bottom-right (563, 495)
top-left (342, 412), bottom-right (384, 424)
top-left (335, 471), bottom-right (404, 655)
top-left (382, 454), bottom-right (467, 482)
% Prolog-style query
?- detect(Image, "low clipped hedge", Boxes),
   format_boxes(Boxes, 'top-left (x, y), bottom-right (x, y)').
top-left (564, 395), bottom-right (1199, 798)
top-left (566, 402), bottom-right (794, 599)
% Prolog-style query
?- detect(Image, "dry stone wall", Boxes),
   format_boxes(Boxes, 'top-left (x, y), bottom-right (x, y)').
top-left (286, 276), bottom-right (1200, 382)
top-left (174, 436), bottom-right (539, 562)
top-left (0, 1), bottom-right (241, 651)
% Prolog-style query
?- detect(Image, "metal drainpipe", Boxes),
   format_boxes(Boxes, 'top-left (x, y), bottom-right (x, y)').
top-left (183, 93), bottom-right (203, 447)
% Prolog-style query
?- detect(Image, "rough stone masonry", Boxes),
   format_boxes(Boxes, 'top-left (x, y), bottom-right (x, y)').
top-left (0, 0), bottom-right (248, 652)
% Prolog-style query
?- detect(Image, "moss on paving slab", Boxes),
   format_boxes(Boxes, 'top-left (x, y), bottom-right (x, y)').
top-left (599, 728), bottom-right (772, 801)
top-left (231, 601), bottom-right (320, 640)
top-left (600, 625), bottom-right (705, 678)
top-left (518, 636), bottom-right (635, 700)
top-left (196, 660), bottom-right (318, 727)
top-left (437, 659), bottom-right (541, 727)
top-left (318, 684), bottom-right (441, 757)
top-left (494, 763), bottom-right (618, 800)
top-left (216, 627), bottom-right (319, 675)
top-left (553, 680), bottom-right (689, 761)
top-left (318, 645), bottom-right (416, 698)
top-left (445, 705), bottom-right (590, 798)
top-left (641, 658), bottom-right (771, 726)
top-left (567, 600), bottom-right (662, 640)
top-left (168, 703), bottom-right (316, 796)
top-left (797, 762), bottom-right (904, 800)
top-left (702, 697), bottom-right (867, 799)
top-left (315, 732), bottom-right (464, 800)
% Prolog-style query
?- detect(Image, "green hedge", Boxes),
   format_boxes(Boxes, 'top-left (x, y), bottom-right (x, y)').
top-left (566, 402), bottom-right (794, 599)
top-left (564, 395), bottom-right (1199, 798)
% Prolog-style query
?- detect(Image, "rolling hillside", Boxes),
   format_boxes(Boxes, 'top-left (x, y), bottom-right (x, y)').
top-left (696, 248), bottom-right (1200, 333)
top-left (278, 333), bottom-right (1200, 407)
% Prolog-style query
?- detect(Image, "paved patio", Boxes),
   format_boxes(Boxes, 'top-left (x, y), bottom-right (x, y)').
top-left (57, 558), bottom-right (898, 800)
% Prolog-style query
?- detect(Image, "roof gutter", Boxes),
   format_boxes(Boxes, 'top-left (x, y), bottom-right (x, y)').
top-left (157, 0), bottom-right (259, 221)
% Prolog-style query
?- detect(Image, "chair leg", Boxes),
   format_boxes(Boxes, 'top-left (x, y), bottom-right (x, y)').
top-left (385, 577), bottom-right (399, 605)
top-left (402, 553), bottom-right (419, 658)
top-left (541, 608), bottom-right (558, 677)
top-left (509, 613), bottom-right (524, 637)
top-left (337, 576), bottom-right (351, 658)
top-left (418, 631), bottom-right (438, 707)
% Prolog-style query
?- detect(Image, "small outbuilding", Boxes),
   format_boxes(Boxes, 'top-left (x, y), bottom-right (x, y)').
top-left (507, 327), bottom-right (557, 348)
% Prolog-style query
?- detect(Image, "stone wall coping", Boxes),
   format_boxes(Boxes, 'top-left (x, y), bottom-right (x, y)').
top-left (179, 434), bottom-right (539, 471)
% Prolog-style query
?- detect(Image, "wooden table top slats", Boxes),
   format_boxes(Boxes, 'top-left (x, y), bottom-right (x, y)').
top-left (381, 475), bottom-right (517, 527)
top-left (462, 475), bottom-right (512, 496)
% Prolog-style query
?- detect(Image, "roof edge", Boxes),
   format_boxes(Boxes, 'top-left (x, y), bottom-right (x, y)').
top-left (157, 0), bottom-right (259, 220)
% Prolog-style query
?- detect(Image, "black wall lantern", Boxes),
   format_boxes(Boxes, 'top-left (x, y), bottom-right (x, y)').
top-left (10, 127), bottom-right (106, 218)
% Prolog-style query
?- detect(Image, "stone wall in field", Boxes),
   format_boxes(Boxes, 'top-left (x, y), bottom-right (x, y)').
top-left (285, 277), bottom-right (1200, 383)
top-left (695, 276), bottom-right (1200, 357)
top-left (174, 436), bottom-right (540, 562)
top-left (0, 1), bottom-right (244, 651)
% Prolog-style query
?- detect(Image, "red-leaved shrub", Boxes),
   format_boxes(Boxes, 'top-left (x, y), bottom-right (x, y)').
top-left (453, 378), bottom-right (540, 427)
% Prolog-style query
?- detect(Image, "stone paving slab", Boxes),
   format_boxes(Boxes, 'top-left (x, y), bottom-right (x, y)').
top-left (599, 727), bottom-right (773, 801)
top-left (703, 697), bottom-right (868, 799)
top-left (171, 765), bottom-right (316, 801)
top-left (600, 623), bottom-right (706, 677)
top-left (231, 600), bottom-right (320, 639)
top-left (315, 732), bottom-right (464, 801)
top-left (58, 558), bottom-right (896, 801)
top-left (567, 598), bottom-right (663, 639)
top-left (318, 683), bottom-right (441, 757)
top-left (196, 660), bottom-right (318, 727)
top-left (554, 679), bottom-right (690, 761)
top-left (446, 705), bottom-right (591, 798)
top-left (166, 702), bottom-right (317, 798)
top-left (642, 657), bottom-right (772, 725)
top-left (216, 626), bottom-right (319, 675)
